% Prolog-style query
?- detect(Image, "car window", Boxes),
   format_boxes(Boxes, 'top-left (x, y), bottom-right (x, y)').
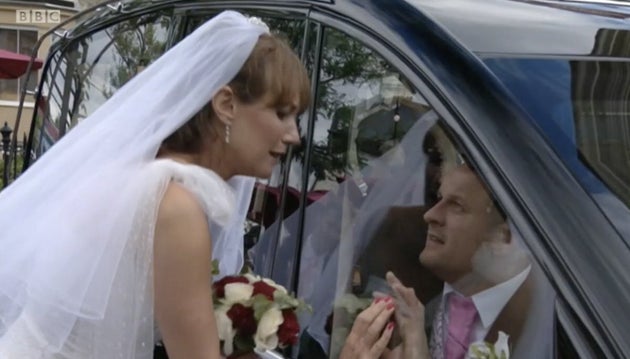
top-left (267, 26), bottom-right (558, 359)
top-left (484, 58), bottom-right (630, 242)
top-left (29, 12), bottom-right (172, 163)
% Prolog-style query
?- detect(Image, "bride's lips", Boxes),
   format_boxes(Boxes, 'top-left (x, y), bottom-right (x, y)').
top-left (269, 151), bottom-right (286, 161)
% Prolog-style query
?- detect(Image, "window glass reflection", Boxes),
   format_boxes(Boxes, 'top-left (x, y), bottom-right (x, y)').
top-left (0, 28), bottom-right (38, 102)
top-left (287, 27), bottom-right (556, 359)
top-left (485, 57), bottom-right (630, 242)
top-left (31, 13), bottom-right (171, 161)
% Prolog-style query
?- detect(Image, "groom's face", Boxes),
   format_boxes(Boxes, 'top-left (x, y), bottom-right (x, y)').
top-left (420, 165), bottom-right (503, 284)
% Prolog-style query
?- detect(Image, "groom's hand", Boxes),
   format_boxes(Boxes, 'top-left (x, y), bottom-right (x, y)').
top-left (386, 271), bottom-right (430, 359)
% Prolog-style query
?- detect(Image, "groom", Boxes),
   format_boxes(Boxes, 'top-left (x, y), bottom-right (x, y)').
top-left (419, 162), bottom-right (533, 359)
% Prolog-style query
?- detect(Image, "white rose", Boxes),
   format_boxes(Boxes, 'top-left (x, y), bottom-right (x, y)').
top-left (494, 331), bottom-right (510, 358)
top-left (467, 331), bottom-right (510, 359)
top-left (244, 273), bottom-right (261, 283)
top-left (224, 282), bottom-right (254, 303)
top-left (215, 307), bottom-right (236, 356)
top-left (254, 306), bottom-right (284, 351)
top-left (262, 278), bottom-right (288, 295)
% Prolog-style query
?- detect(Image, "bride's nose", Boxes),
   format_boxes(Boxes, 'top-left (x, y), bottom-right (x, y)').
top-left (283, 119), bottom-right (301, 146)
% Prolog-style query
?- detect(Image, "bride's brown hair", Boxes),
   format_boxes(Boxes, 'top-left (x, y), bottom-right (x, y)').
top-left (160, 33), bottom-right (310, 154)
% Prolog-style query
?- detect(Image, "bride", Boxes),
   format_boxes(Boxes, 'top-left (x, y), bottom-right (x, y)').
top-left (0, 11), bottom-right (310, 358)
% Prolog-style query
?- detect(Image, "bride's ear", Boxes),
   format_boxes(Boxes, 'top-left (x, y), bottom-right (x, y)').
top-left (211, 86), bottom-right (235, 126)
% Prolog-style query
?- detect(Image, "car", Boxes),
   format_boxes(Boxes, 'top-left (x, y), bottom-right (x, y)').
top-left (15, 0), bottom-right (630, 357)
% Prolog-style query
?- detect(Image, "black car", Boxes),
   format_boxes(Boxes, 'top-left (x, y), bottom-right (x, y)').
top-left (15, 0), bottom-right (630, 358)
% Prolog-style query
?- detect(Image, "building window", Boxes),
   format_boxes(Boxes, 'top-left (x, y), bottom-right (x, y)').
top-left (0, 28), bottom-right (38, 102)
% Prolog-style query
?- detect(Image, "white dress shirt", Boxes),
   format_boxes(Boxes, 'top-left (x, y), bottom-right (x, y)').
top-left (441, 265), bottom-right (531, 342)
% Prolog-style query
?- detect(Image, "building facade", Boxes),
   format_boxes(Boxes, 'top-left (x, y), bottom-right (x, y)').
top-left (0, 0), bottom-right (79, 141)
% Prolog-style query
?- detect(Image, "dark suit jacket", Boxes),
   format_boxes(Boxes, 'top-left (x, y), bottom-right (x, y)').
top-left (483, 270), bottom-right (534, 346)
top-left (424, 270), bottom-right (535, 354)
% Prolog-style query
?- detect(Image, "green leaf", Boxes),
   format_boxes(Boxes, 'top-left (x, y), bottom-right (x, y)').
top-left (273, 291), bottom-right (300, 308)
top-left (233, 334), bottom-right (255, 354)
top-left (211, 259), bottom-right (220, 276)
top-left (251, 295), bottom-right (274, 321)
top-left (240, 263), bottom-right (253, 275)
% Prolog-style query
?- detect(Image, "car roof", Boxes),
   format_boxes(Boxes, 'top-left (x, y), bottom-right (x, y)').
top-left (65, 0), bottom-right (630, 59)
top-left (408, 0), bottom-right (630, 58)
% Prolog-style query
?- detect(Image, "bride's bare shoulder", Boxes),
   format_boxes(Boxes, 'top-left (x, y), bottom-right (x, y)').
top-left (158, 182), bottom-right (206, 222)
top-left (155, 181), bottom-right (210, 245)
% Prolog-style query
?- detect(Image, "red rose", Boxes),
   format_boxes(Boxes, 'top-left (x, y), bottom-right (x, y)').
top-left (227, 303), bottom-right (257, 337)
top-left (252, 281), bottom-right (276, 300)
top-left (213, 275), bottom-right (249, 298)
top-left (277, 309), bottom-right (299, 346)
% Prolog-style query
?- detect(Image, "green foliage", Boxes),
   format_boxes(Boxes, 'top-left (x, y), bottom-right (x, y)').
top-left (272, 290), bottom-right (300, 309)
top-left (274, 20), bottom-right (393, 183)
top-left (233, 335), bottom-right (256, 356)
top-left (211, 259), bottom-right (220, 276)
top-left (251, 295), bottom-right (274, 322)
top-left (103, 15), bottom-right (169, 99)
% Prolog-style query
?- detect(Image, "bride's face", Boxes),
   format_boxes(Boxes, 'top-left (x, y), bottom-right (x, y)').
top-left (228, 94), bottom-right (301, 178)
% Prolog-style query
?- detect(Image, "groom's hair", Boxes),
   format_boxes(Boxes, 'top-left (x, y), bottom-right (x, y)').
top-left (161, 33), bottom-right (311, 154)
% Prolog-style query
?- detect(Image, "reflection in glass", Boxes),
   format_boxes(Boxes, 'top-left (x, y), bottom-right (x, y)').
top-left (275, 26), bottom-right (442, 358)
top-left (30, 13), bottom-right (171, 161)
top-left (0, 29), bottom-right (38, 101)
top-left (485, 57), bottom-right (630, 240)
top-left (279, 27), bottom-right (558, 359)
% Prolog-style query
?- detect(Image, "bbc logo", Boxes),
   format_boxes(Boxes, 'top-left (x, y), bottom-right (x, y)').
top-left (16, 9), bottom-right (61, 24)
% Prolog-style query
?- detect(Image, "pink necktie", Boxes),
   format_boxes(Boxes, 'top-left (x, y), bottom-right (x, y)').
top-left (444, 294), bottom-right (478, 359)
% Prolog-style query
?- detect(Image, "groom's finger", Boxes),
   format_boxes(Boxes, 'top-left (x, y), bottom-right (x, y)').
top-left (385, 271), bottom-right (401, 286)
top-left (387, 271), bottom-right (420, 308)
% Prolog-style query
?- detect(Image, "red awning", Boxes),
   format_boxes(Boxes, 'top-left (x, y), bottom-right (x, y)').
top-left (0, 49), bottom-right (43, 79)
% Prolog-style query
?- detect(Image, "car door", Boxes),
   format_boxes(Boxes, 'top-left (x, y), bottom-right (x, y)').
top-left (276, 2), bottom-right (629, 358)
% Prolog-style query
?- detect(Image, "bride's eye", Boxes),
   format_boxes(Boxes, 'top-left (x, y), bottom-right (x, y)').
top-left (276, 104), bottom-right (297, 120)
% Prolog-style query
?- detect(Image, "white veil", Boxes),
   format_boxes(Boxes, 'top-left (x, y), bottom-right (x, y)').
top-left (297, 112), bottom-right (438, 354)
top-left (0, 11), bottom-right (266, 358)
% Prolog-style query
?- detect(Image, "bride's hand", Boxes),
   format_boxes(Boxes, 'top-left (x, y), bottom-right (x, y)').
top-left (338, 297), bottom-right (396, 359)
top-left (385, 271), bottom-right (430, 359)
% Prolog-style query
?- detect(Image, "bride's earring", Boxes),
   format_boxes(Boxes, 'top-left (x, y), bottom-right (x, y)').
top-left (225, 124), bottom-right (231, 144)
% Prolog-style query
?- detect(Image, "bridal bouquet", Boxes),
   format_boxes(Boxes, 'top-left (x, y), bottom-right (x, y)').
top-left (212, 270), bottom-right (310, 358)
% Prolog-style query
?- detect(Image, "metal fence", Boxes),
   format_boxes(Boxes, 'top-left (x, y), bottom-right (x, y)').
top-left (1, 122), bottom-right (26, 190)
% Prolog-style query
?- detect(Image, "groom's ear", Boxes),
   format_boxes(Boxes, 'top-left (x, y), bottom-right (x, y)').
top-left (211, 85), bottom-right (235, 126)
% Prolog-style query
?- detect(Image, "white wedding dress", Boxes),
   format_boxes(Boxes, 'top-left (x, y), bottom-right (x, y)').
top-left (0, 160), bottom-right (237, 359)
top-left (0, 10), bottom-right (266, 359)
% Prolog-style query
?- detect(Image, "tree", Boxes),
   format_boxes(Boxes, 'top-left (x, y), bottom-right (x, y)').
top-left (103, 14), bottom-right (169, 98)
